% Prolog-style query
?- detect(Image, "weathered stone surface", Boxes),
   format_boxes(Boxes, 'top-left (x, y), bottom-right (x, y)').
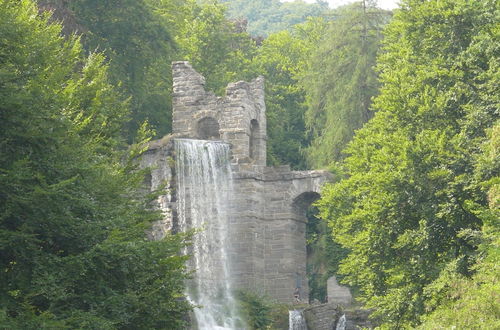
top-left (344, 309), bottom-right (373, 329)
top-left (303, 304), bottom-right (373, 330)
top-left (327, 276), bottom-right (353, 306)
top-left (140, 61), bottom-right (332, 303)
top-left (304, 303), bottom-right (341, 330)
top-left (139, 137), bottom-right (176, 240)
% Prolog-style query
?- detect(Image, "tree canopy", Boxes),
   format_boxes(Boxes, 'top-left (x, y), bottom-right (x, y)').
top-left (220, 0), bottom-right (329, 36)
top-left (303, 2), bottom-right (390, 167)
top-left (0, 1), bottom-right (190, 327)
top-left (317, 0), bottom-right (499, 327)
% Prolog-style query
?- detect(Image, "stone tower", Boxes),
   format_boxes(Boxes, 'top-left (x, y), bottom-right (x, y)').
top-left (140, 62), bottom-right (331, 303)
top-left (172, 61), bottom-right (266, 166)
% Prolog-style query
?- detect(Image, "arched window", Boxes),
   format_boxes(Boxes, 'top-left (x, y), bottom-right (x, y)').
top-left (197, 117), bottom-right (220, 140)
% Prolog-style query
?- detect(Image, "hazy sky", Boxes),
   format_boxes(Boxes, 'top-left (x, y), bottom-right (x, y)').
top-left (281, 0), bottom-right (400, 10)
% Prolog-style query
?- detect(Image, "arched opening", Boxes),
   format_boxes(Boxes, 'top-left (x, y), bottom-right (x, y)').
top-left (291, 192), bottom-right (321, 303)
top-left (197, 117), bottom-right (220, 140)
top-left (292, 192), bottom-right (320, 219)
top-left (249, 119), bottom-right (259, 160)
top-left (293, 192), bottom-right (348, 304)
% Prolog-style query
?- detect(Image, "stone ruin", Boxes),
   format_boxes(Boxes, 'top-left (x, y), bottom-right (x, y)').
top-left (327, 276), bottom-right (353, 306)
top-left (140, 61), bottom-right (331, 303)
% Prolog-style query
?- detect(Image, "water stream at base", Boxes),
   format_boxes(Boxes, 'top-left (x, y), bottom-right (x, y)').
top-left (289, 310), bottom-right (307, 330)
top-left (175, 139), bottom-right (242, 329)
top-left (336, 314), bottom-right (347, 330)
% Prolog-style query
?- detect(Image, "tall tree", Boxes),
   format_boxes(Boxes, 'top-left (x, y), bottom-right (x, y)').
top-left (252, 18), bottom-right (327, 168)
top-left (175, 0), bottom-right (258, 94)
top-left (0, 1), bottom-right (190, 327)
top-left (45, 0), bottom-right (178, 141)
top-left (418, 122), bottom-right (500, 329)
top-left (303, 1), bottom-right (389, 167)
top-left (317, 0), bottom-right (498, 327)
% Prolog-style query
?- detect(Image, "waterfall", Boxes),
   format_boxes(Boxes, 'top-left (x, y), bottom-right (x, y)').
top-left (175, 139), bottom-right (241, 329)
top-left (289, 310), bottom-right (307, 330)
top-left (336, 314), bottom-right (346, 330)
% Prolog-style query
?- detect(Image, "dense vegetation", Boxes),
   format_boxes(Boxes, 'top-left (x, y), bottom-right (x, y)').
top-left (318, 0), bottom-right (499, 327)
top-left (303, 2), bottom-right (390, 167)
top-left (1, 0), bottom-right (498, 328)
top-left (220, 0), bottom-right (329, 36)
top-left (0, 0), bottom-right (190, 328)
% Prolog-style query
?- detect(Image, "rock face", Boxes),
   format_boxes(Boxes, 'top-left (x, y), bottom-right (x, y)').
top-left (304, 303), bottom-right (341, 330)
top-left (344, 309), bottom-right (372, 330)
top-left (327, 276), bottom-right (353, 306)
top-left (140, 61), bottom-right (331, 303)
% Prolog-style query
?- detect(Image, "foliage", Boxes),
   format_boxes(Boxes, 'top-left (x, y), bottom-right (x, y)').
top-left (317, 0), bottom-right (499, 327)
top-left (66, 0), bottom-right (176, 141)
top-left (0, 1), bottom-right (190, 328)
top-left (251, 20), bottom-right (326, 168)
top-left (175, 0), bottom-right (258, 95)
top-left (417, 125), bottom-right (500, 328)
top-left (236, 291), bottom-right (290, 330)
top-left (303, 1), bottom-right (390, 167)
top-left (220, 0), bottom-right (329, 37)
top-left (37, 0), bottom-right (178, 141)
top-left (306, 206), bottom-right (350, 303)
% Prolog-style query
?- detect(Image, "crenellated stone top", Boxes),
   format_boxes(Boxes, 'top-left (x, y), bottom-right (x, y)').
top-left (171, 61), bottom-right (267, 165)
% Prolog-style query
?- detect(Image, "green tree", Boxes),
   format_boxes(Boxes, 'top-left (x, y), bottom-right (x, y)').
top-left (317, 0), bottom-right (498, 327)
top-left (51, 0), bottom-right (177, 141)
top-left (176, 0), bottom-right (257, 94)
top-left (0, 1), bottom-right (190, 328)
top-left (249, 18), bottom-right (328, 168)
top-left (220, 0), bottom-right (329, 36)
top-left (303, 1), bottom-right (389, 167)
top-left (418, 124), bottom-right (500, 329)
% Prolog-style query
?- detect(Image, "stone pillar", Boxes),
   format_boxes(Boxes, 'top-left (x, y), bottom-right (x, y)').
top-left (228, 172), bottom-right (265, 292)
top-left (220, 77), bottom-right (266, 165)
top-left (249, 77), bottom-right (266, 166)
top-left (221, 81), bottom-right (253, 163)
top-left (171, 61), bottom-right (208, 136)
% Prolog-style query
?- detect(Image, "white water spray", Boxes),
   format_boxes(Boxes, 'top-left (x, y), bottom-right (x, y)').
top-left (289, 310), bottom-right (307, 330)
top-left (336, 314), bottom-right (346, 330)
top-left (175, 139), bottom-right (242, 329)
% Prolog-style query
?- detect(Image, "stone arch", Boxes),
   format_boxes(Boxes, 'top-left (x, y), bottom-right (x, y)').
top-left (197, 117), bottom-right (220, 140)
top-left (290, 191), bottom-right (322, 303)
top-left (249, 119), bottom-right (260, 160)
top-left (292, 191), bottom-right (321, 220)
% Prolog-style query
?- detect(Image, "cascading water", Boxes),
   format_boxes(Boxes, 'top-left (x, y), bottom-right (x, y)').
top-left (336, 314), bottom-right (347, 330)
top-left (289, 310), bottom-right (307, 330)
top-left (175, 139), bottom-right (242, 330)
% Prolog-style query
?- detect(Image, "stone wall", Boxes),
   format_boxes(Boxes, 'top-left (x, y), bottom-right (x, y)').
top-left (229, 165), bottom-right (329, 301)
top-left (344, 309), bottom-right (373, 329)
top-left (140, 62), bottom-right (331, 303)
top-left (140, 136), bottom-right (176, 240)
